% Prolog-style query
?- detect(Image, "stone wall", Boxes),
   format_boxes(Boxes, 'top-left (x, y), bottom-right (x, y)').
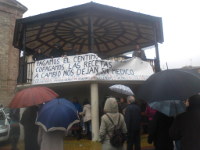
top-left (0, 0), bottom-right (27, 106)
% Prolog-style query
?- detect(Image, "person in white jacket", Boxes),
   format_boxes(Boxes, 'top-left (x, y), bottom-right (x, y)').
top-left (79, 99), bottom-right (92, 139)
top-left (37, 126), bottom-right (65, 150)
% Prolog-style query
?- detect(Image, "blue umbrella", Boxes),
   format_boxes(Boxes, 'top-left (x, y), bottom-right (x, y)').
top-left (36, 98), bottom-right (80, 132)
top-left (149, 100), bottom-right (186, 117)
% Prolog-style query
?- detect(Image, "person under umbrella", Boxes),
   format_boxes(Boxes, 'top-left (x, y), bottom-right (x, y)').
top-left (9, 86), bottom-right (58, 150)
top-left (20, 106), bottom-right (40, 150)
top-left (147, 111), bottom-right (174, 150)
top-left (9, 108), bottom-right (20, 150)
top-left (136, 69), bottom-right (200, 150)
top-left (37, 126), bottom-right (65, 150)
top-left (36, 98), bottom-right (79, 150)
top-left (169, 94), bottom-right (200, 150)
top-left (145, 105), bottom-right (157, 121)
top-left (124, 96), bottom-right (141, 150)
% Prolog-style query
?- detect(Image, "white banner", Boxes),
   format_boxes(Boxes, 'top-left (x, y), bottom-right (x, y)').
top-left (32, 53), bottom-right (154, 84)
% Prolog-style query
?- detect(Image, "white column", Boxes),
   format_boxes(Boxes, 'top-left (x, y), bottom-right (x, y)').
top-left (90, 83), bottom-right (99, 141)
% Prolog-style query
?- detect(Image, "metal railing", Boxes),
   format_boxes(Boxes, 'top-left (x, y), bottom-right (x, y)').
top-left (17, 61), bottom-right (34, 84)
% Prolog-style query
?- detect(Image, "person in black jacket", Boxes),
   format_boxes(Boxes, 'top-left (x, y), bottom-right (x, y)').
top-left (148, 111), bottom-right (174, 150)
top-left (169, 94), bottom-right (200, 150)
top-left (32, 48), bottom-right (46, 61)
top-left (49, 43), bottom-right (63, 58)
top-left (9, 108), bottom-right (20, 150)
top-left (20, 106), bottom-right (39, 150)
top-left (124, 96), bottom-right (141, 150)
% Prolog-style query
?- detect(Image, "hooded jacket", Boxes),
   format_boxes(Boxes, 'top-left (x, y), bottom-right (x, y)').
top-left (99, 97), bottom-right (127, 146)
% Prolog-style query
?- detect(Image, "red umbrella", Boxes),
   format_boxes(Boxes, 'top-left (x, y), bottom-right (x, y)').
top-left (9, 86), bottom-right (59, 108)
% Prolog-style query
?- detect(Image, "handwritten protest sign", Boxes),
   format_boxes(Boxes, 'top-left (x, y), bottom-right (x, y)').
top-left (32, 53), bottom-right (154, 84)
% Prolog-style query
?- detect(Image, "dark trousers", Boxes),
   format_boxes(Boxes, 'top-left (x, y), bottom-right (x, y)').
top-left (10, 124), bottom-right (20, 150)
top-left (85, 121), bottom-right (91, 139)
top-left (72, 123), bottom-right (82, 140)
top-left (127, 130), bottom-right (141, 150)
top-left (24, 130), bottom-right (39, 150)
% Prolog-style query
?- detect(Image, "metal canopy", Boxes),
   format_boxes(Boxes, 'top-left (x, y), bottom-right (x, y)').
top-left (13, 2), bottom-right (164, 58)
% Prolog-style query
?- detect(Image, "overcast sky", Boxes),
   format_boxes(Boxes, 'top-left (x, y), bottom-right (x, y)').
top-left (17, 0), bottom-right (200, 69)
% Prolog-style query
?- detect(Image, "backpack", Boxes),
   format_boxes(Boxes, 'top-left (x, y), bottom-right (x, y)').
top-left (106, 114), bottom-right (126, 147)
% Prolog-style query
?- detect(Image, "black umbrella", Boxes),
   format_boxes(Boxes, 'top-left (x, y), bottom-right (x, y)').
top-left (137, 69), bottom-right (200, 103)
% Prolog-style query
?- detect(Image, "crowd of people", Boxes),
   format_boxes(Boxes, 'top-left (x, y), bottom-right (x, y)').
top-left (8, 93), bottom-right (200, 150)
top-left (10, 97), bottom-right (91, 150)
top-left (99, 93), bottom-right (200, 150)
top-left (31, 43), bottom-right (146, 61)
top-left (31, 43), bottom-right (64, 61)
top-left (31, 43), bottom-right (79, 61)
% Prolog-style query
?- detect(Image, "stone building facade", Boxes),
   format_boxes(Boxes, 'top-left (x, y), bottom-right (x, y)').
top-left (0, 0), bottom-right (27, 106)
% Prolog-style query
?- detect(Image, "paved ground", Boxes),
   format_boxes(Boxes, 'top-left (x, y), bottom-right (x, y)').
top-left (0, 134), bottom-right (154, 150)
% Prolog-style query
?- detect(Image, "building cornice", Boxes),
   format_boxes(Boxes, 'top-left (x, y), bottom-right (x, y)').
top-left (0, 0), bottom-right (27, 15)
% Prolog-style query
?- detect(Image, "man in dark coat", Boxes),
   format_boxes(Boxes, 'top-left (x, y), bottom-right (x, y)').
top-left (9, 108), bottom-right (20, 150)
top-left (169, 94), bottom-right (200, 150)
top-left (49, 43), bottom-right (63, 58)
top-left (20, 106), bottom-right (39, 150)
top-left (148, 111), bottom-right (174, 150)
top-left (124, 96), bottom-right (141, 150)
top-left (132, 44), bottom-right (146, 61)
top-left (32, 48), bottom-right (46, 61)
